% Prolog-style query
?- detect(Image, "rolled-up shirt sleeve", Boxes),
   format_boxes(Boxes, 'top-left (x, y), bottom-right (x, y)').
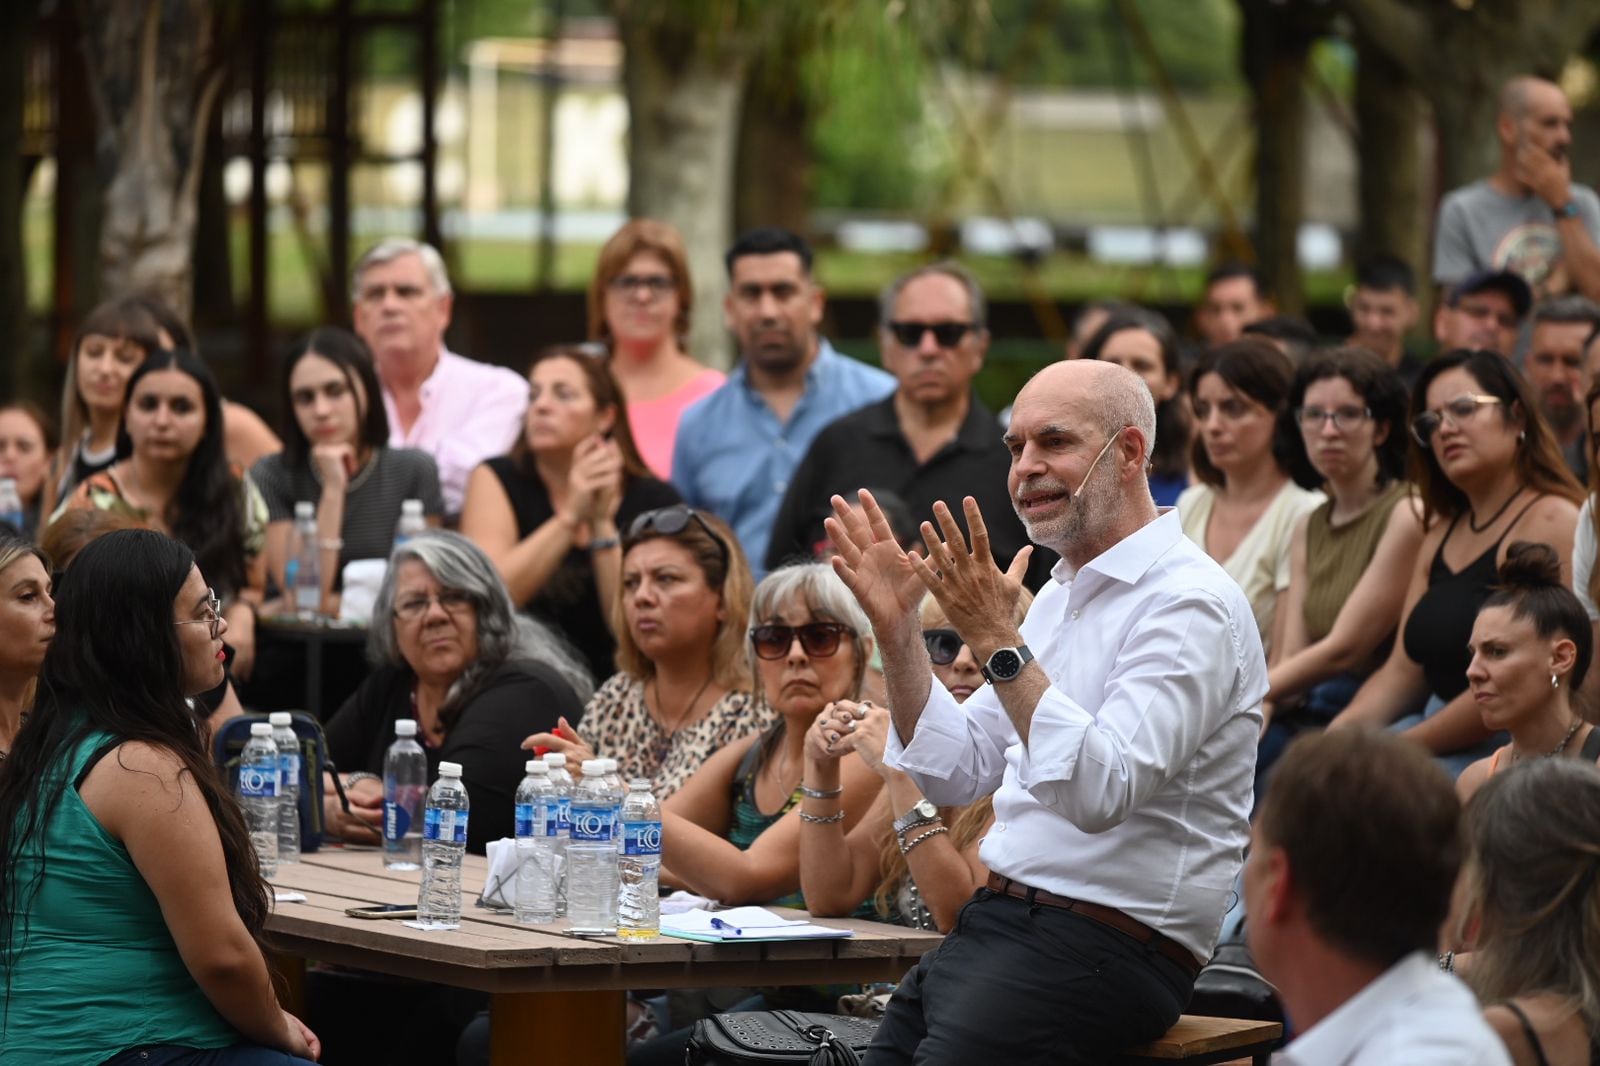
top-left (1018, 589), bottom-right (1252, 834)
top-left (884, 679), bottom-right (1013, 807)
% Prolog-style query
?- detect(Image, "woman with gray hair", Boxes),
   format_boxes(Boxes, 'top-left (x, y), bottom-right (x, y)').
top-left (320, 530), bottom-right (590, 851)
top-left (657, 562), bottom-right (885, 906)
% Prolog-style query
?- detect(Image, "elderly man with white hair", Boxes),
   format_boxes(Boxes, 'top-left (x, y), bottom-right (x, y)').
top-left (824, 360), bottom-right (1267, 1064)
top-left (351, 239), bottom-right (529, 516)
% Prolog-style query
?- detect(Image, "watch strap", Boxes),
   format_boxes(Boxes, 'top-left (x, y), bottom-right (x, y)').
top-left (893, 803), bottom-right (940, 837)
top-left (1558, 200), bottom-right (1581, 220)
top-left (981, 644), bottom-right (1035, 684)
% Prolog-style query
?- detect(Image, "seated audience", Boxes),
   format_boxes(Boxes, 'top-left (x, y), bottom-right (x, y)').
top-left (589, 219), bottom-right (724, 478)
top-left (1334, 350), bottom-right (1582, 776)
top-left (1242, 314), bottom-right (1320, 364)
top-left (56, 349), bottom-right (269, 680)
top-left (1063, 298), bottom-right (1129, 360)
top-left (1574, 378), bottom-right (1600, 712)
top-left (658, 563), bottom-right (884, 907)
top-left (1349, 253), bottom-right (1423, 384)
top-left (0, 529), bottom-right (320, 1063)
top-left (461, 345), bottom-right (680, 681)
top-left (1244, 728), bottom-right (1507, 1064)
top-left (0, 403), bottom-right (55, 538)
top-left (322, 531), bottom-right (590, 852)
top-left (0, 533), bottom-right (52, 762)
top-left (1458, 759), bottom-right (1600, 1066)
top-left (1265, 348), bottom-right (1422, 748)
top-left (1178, 338), bottom-right (1324, 654)
top-left (1193, 262), bottom-right (1273, 347)
top-left (1435, 271), bottom-right (1531, 360)
top-left (1521, 296), bottom-right (1600, 480)
top-left (252, 326), bottom-right (444, 617)
top-left (1458, 543), bottom-right (1596, 801)
top-left (1080, 306), bottom-right (1193, 506)
top-left (521, 505), bottom-right (771, 797)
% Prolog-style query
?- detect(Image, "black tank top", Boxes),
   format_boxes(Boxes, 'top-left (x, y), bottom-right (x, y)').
top-left (1402, 497), bottom-right (1543, 701)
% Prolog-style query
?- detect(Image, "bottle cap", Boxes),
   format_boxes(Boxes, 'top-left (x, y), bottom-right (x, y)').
top-left (601, 758), bottom-right (618, 773)
top-left (581, 759), bottom-right (605, 776)
top-left (294, 501), bottom-right (315, 519)
top-left (525, 760), bottom-right (548, 774)
top-left (401, 499), bottom-right (423, 514)
top-left (269, 712), bottom-right (292, 726)
top-left (438, 761), bottom-right (463, 777)
top-left (395, 719), bottom-right (418, 737)
top-left (628, 778), bottom-right (651, 791)
top-left (250, 722), bottom-right (274, 737)
top-left (542, 752), bottom-right (567, 767)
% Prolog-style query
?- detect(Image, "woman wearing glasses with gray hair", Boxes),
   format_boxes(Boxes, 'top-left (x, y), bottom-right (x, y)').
top-left (319, 530), bottom-right (591, 851)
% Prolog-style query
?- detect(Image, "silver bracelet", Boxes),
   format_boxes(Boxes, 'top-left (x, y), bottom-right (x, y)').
top-left (345, 771), bottom-right (380, 789)
top-left (799, 784), bottom-right (842, 799)
top-left (899, 825), bottom-right (949, 855)
top-left (798, 809), bottom-right (845, 824)
top-left (1438, 951), bottom-right (1455, 973)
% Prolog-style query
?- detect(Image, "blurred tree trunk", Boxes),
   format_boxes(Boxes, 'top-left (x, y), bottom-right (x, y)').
top-left (734, 54), bottom-right (812, 238)
top-left (1352, 29), bottom-right (1427, 275)
top-left (192, 95), bottom-right (235, 330)
top-left (1, 3), bottom-right (38, 399)
top-left (77, 0), bottom-right (225, 325)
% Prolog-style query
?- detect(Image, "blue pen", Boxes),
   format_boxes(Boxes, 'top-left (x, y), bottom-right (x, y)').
top-left (709, 916), bottom-right (743, 936)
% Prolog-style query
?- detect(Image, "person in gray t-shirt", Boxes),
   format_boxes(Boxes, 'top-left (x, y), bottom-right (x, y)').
top-left (1433, 76), bottom-right (1600, 303)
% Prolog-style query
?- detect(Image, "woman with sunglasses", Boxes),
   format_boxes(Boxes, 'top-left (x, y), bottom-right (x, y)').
top-left (461, 345), bottom-right (680, 682)
top-left (1177, 339), bottom-right (1324, 656)
top-left (0, 530), bottom-right (320, 1064)
top-left (657, 563), bottom-right (884, 907)
top-left (1333, 350), bottom-right (1583, 776)
top-left (1261, 349), bottom-right (1423, 762)
top-left (519, 505), bottom-right (773, 797)
top-left (0, 532), bottom-right (52, 766)
top-left (588, 220), bottom-right (724, 479)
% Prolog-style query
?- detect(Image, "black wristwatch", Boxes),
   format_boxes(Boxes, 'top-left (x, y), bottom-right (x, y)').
top-left (981, 644), bottom-right (1034, 684)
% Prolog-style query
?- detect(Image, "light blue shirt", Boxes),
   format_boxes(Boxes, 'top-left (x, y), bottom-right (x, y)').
top-left (671, 340), bottom-right (896, 576)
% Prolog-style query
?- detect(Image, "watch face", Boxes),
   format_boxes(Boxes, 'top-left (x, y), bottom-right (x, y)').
top-left (987, 648), bottom-right (1023, 680)
top-left (915, 800), bottom-right (937, 820)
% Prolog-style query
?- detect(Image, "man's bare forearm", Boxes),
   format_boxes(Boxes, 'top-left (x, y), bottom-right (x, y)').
top-left (877, 614), bottom-right (934, 747)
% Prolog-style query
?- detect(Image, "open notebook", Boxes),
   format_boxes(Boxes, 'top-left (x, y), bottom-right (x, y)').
top-left (660, 906), bottom-right (853, 942)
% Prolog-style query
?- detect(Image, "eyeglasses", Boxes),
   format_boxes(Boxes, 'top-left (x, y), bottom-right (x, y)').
top-left (627, 506), bottom-right (731, 570)
top-left (393, 589), bottom-right (474, 622)
top-left (923, 628), bottom-right (965, 666)
top-left (1410, 394), bottom-right (1504, 446)
top-left (174, 589), bottom-right (223, 640)
top-left (886, 321), bottom-right (977, 348)
top-left (749, 622), bottom-right (852, 661)
top-left (608, 274), bottom-right (676, 299)
top-left (1295, 405), bottom-right (1372, 433)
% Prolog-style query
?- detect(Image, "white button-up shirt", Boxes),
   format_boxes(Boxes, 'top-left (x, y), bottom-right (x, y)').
top-left (885, 510), bottom-right (1266, 959)
top-left (1276, 953), bottom-right (1510, 1065)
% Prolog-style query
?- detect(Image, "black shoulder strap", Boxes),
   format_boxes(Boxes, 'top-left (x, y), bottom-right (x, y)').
top-left (1579, 726), bottom-right (1600, 764)
top-left (1501, 1000), bottom-right (1554, 1066)
top-left (73, 737), bottom-right (124, 790)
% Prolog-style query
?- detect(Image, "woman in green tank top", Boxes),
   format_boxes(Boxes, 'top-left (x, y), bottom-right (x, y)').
top-left (0, 529), bottom-right (319, 1065)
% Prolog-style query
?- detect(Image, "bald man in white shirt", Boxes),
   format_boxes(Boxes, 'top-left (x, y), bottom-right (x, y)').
top-left (825, 360), bottom-right (1267, 1064)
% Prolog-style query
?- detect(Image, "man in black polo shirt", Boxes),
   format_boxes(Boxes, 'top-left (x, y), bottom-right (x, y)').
top-left (764, 262), bottom-right (1054, 589)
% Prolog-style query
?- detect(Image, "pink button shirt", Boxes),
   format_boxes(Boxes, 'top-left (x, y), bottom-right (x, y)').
top-left (627, 367), bottom-right (725, 479)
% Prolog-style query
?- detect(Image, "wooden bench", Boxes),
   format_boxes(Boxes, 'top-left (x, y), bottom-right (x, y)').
top-left (1116, 1015), bottom-right (1283, 1065)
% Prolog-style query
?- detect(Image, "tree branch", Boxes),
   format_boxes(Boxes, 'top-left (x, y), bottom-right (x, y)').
top-left (1340, 0), bottom-right (1429, 85)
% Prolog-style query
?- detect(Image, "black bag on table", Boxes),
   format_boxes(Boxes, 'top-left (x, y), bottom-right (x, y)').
top-left (685, 1010), bottom-right (878, 1066)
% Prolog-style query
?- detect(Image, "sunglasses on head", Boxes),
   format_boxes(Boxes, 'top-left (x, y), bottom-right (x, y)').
top-left (749, 622), bottom-right (852, 661)
top-left (628, 505), bottom-right (730, 570)
top-left (886, 321), bottom-right (977, 348)
top-left (922, 628), bottom-right (965, 666)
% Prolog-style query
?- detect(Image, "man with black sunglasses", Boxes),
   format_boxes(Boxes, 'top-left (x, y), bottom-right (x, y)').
top-left (764, 262), bottom-right (1053, 590)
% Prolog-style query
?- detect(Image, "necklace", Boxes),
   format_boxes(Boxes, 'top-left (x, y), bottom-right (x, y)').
top-left (650, 675), bottom-right (713, 740)
top-left (1469, 487), bottom-right (1524, 534)
top-left (1515, 719), bottom-right (1584, 763)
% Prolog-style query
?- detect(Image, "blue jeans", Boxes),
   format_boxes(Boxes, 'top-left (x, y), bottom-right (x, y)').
top-left (1391, 694), bottom-right (1506, 780)
top-left (102, 1047), bottom-right (317, 1066)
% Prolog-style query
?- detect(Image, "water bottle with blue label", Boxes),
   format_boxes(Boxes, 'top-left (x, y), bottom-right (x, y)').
top-left (417, 761), bottom-right (469, 928)
top-left (514, 761), bottom-right (558, 924)
top-left (287, 501), bottom-right (321, 621)
top-left (0, 478), bottom-right (24, 533)
top-left (383, 719), bottom-right (427, 870)
top-left (566, 760), bottom-right (618, 932)
top-left (617, 778), bottom-right (662, 940)
top-left (239, 723), bottom-right (280, 879)
top-left (394, 499), bottom-right (426, 546)
top-left (268, 712), bottom-right (300, 864)
top-left (541, 752), bottom-right (573, 916)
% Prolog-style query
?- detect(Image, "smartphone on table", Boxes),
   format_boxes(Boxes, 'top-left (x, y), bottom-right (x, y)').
top-left (344, 903), bottom-right (418, 920)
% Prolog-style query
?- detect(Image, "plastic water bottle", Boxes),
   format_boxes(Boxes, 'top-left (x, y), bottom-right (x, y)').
top-left (542, 753), bottom-right (573, 916)
top-left (269, 712), bottom-right (301, 864)
top-left (417, 761), bottom-right (469, 928)
top-left (239, 723), bottom-right (280, 879)
top-left (383, 719), bottom-right (427, 870)
top-left (617, 779), bottom-right (662, 940)
top-left (567, 760), bottom-right (619, 932)
top-left (514, 761), bottom-right (558, 924)
top-left (284, 501), bottom-right (321, 621)
top-left (395, 499), bottom-right (426, 545)
top-left (0, 478), bottom-right (23, 533)
top-left (599, 758), bottom-right (625, 859)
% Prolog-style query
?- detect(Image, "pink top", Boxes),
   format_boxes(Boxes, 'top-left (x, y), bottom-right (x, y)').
top-left (628, 367), bottom-right (725, 478)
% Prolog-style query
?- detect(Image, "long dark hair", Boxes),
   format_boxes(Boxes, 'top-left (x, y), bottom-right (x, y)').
top-left (511, 346), bottom-right (651, 481)
top-left (1081, 307), bottom-right (1191, 481)
top-left (1286, 346), bottom-right (1412, 489)
top-left (0, 532), bottom-right (269, 990)
top-left (1188, 338), bottom-right (1314, 489)
top-left (118, 350), bottom-right (250, 597)
top-left (279, 326), bottom-right (390, 470)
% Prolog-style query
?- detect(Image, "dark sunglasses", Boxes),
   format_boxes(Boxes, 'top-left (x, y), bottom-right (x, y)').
top-left (922, 628), bottom-right (965, 666)
top-left (749, 622), bottom-right (852, 661)
top-left (887, 320), bottom-right (977, 348)
top-left (628, 505), bottom-right (730, 569)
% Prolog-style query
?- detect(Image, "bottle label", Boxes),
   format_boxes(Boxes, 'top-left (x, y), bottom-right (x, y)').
top-left (423, 807), bottom-right (468, 843)
top-left (544, 801), bottom-right (561, 837)
top-left (239, 763), bottom-right (279, 799)
top-left (514, 802), bottom-right (535, 838)
top-left (622, 820), bottom-right (662, 857)
top-left (279, 753), bottom-right (301, 786)
top-left (384, 801), bottom-right (411, 842)
top-left (557, 796), bottom-right (572, 832)
top-left (570, 805), bottom-right (613, 843)
top-left (285, 559), bottom-right (299, 588)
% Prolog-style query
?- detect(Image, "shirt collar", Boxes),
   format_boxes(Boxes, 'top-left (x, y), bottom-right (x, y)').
top-left (1278, 953), bottom-right (1439, 1066)
top-left (1049, 507), bottom-right (1182, 586)
top-left (734, 337), bottom-right (837, 400)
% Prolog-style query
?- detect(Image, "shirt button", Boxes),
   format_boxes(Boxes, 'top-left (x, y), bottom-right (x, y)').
top-left (775, 480), bottom-right (787, 492)
top-left (1071, 610), bottom-right (1079, 620)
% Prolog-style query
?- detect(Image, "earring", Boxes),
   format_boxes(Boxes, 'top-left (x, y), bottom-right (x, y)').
top-left (1519, 430), bottom-right (1527, 443)
top-left (1553, 672), bottom-right (1560, 689)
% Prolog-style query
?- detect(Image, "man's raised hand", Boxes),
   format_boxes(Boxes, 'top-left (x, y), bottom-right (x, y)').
top-left (825, 490), bottom-right (927, 638)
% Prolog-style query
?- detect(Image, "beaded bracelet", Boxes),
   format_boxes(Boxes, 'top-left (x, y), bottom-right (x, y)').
top-left (798, 809), bottom-right (845, 824)
top-left (900, 825), bottom-right (949, 855)
top-left (799, 784), bottom-right (843, 799)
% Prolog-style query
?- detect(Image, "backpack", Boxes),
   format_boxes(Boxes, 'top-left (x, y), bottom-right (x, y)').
top-left (211, 711), bottom-right (334, 853)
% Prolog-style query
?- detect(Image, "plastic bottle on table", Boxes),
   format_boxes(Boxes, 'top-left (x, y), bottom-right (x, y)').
top-left (514, 761), bottom-right (558, 924)
top-left (394, 499), bottom-right (426, 545)
top-left (417, 761), bottom-right (470, 928)
top-left (383, 719), bottom-right (427, 870)
top-left (599, 758), bottom-right (625, 850)
top-left (0, 478), bottom-right (23, 533)
top-left (286, 501), bottom-right (321, 621)
top-left (239, 722), bottom-right (280, 879)
top-left (567, 759), bottom-right (619, 932)
top-left (617, 778), bottom-right (662, 940)
top-left (268, 712), bottom-right (301, 865)
top-left (541, 752), bottom-right (574, 916)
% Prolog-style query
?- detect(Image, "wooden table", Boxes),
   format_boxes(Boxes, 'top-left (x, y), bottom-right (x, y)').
top-left (266, 848), bottom-right (942, 1065)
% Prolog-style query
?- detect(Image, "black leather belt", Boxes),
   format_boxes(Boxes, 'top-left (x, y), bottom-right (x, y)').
top-left (986, 873), bottom-right (1203, 979)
